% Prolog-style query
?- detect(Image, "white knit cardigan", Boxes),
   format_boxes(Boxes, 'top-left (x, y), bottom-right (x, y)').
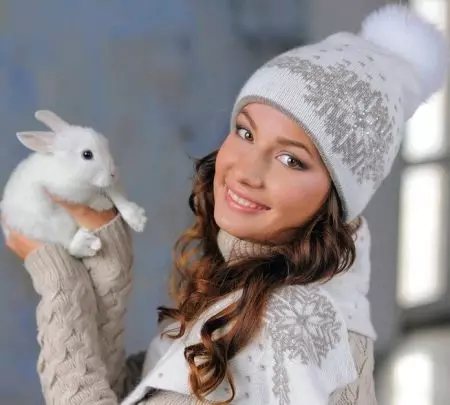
top-left (123, 219), bottom-right (377, 405)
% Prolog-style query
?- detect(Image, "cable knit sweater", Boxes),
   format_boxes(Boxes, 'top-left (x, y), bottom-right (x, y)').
top-left (24, 216), bottom-right (376, 404)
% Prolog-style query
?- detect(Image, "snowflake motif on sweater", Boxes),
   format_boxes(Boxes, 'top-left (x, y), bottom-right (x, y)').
top-left (265, 285), bottom-right (342, 405)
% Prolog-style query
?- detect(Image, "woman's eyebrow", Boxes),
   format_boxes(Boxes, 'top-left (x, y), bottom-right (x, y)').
top-left (276, 136), bottom-right (313, 158)
top-left (240, 109), bottom-right (258, 131)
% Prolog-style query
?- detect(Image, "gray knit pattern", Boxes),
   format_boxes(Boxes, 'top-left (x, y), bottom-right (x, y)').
top-left (231, 32), bottom-right (420, 221)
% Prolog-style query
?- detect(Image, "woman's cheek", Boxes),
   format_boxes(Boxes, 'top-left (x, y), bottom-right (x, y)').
top-left (216, 135), bottom-right (236, 170)
top-left (272, 173), bottom-right (325, 213)
top-left (270, 175), bottom-right (302, 209)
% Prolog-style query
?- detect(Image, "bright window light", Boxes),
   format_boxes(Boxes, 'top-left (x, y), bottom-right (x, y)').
top-left (410, 0), bottom-right (447, 32)
top-left (397, 164), bottom-right (447, 307)
top-left (403, 0), bottom-right (447, 162)
top-left (393, 352), bottom-right (434, 405)
top-left (403, 91), bottom-right (446, 162)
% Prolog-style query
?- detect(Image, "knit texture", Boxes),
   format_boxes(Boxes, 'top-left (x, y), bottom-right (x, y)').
top-left (128, 229), bottom-right (377, 404)
top-left (25, 244), bottom-right (118, 405)
top-left (216, 228), bottom-right (272, 262)
top-left (136, 332), bottom-right (376, 405)
top-left (329, 333), bottom-right (377, 404)
top-left (142, 390), bottom-right (206, 404)
top-left (24, 219), bottom-right (376, 405)
top-left (81, 215), bottom-right (134, 397)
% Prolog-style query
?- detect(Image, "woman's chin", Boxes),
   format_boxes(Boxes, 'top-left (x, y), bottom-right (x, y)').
top-left (214, 213), bottom-right (267, 242)
top-left (214, 195), bottom-right (276, 241)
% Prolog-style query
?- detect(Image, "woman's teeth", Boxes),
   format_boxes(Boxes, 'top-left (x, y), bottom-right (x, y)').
top-left (227, 188), bottom-right (266, 210)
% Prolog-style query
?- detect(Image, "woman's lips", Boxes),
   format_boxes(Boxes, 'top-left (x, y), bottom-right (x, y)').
top-left (225, 186), bottom-right (269, 213)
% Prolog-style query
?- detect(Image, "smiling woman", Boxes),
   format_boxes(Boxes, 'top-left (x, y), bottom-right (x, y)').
top-left (214, 103), bottom-right (331, 243)
top-left (4, 4), bottom-right (448, 405)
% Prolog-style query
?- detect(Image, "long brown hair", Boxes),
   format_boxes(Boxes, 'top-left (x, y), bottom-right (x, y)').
top-left (157, 150), bottom-right (359, 403)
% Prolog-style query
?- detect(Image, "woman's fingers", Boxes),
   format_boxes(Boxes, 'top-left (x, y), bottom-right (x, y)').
top-left (4, 226), bottom-right (41, 260)
top-left (47, 193), bottom-right (117, 230)
top-left (47, 193), bottom-right (86, 216)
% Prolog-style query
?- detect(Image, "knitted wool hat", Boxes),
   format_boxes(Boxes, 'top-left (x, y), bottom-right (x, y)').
top-left (231, 5), bottom-right (448, 221)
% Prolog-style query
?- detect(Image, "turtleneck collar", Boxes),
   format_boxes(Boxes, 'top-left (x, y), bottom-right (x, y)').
top-left (216, 229), bottom-right (273, 262)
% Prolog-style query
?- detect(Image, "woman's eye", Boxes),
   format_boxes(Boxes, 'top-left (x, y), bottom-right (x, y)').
top-left (278, 154), bottom-right (305, 170)
top-left (236, 126), bottom-right (254, 142)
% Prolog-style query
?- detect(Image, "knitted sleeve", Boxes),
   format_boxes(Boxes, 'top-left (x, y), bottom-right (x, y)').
top-left (24, 245), bottom-right (118, 405)
top-left (23, 241), bottom-right (190, 405)
top-left (80, 215), bottom-right (135, 398)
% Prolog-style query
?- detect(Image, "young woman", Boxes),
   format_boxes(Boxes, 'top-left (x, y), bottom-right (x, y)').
top-left (5, 5), bottom-right (447, 405)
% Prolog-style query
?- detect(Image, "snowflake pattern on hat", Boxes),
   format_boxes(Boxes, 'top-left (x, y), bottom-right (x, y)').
top-left (265, 57), bottom-right (396, 187)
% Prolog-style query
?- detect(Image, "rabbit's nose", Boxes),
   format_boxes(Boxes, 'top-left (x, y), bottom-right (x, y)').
top-left (110, 169), bottom-right (116, 178)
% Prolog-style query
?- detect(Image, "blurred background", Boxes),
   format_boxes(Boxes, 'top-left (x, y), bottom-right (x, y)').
top-left (0, 0), bottom-right (448, 404)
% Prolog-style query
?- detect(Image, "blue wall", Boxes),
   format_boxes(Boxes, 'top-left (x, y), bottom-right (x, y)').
top-left (0, 1), bottom-right (306, 402)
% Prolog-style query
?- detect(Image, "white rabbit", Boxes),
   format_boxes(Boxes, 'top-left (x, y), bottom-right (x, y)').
top-left (1, 110), bottom-right (147, 257)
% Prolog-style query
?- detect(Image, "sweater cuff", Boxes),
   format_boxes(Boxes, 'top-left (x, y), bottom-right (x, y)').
top-left (86, 214), bottom-right (133, 270)
top-left (24, 244), bottom-right (88, 293)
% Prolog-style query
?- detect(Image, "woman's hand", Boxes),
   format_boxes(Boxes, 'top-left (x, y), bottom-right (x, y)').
top-left (4, 196), bottom-right (118, 260)
top-left (5, 228), bottom-right (42, 260)
top-left (50, 196), bottom-right (118, 231)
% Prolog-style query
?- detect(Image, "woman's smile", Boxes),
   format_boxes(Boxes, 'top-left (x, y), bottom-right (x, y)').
top-left (225, 184), bottom-right (270, 213)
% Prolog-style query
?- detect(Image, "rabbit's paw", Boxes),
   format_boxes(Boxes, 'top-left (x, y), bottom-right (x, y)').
top-left (69, 228), bottom-right (102, 257)
top-left (119, 202), bottom-right (147, 232)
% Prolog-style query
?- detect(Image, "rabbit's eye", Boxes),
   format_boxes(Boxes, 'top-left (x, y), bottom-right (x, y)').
top-left (82, 150), bottom-right (94, 160)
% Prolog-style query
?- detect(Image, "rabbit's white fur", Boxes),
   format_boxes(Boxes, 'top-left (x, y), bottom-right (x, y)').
top-left (1, 110), bottom-right (147, 257)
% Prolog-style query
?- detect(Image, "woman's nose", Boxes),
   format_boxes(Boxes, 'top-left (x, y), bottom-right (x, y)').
top-left (233, 153), bottom-right (265, 188)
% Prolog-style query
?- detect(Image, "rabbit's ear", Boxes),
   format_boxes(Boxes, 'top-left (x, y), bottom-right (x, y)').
top-left (16, 131), bottom-right (56, 153)
top-left (34, 110), bottom-right (70, 133)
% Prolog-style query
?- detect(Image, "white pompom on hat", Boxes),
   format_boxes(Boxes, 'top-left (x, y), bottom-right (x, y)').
top-left (231, 4), bottom-right (448, 221)
top-left (360, 4), bottom-right (448, 117)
